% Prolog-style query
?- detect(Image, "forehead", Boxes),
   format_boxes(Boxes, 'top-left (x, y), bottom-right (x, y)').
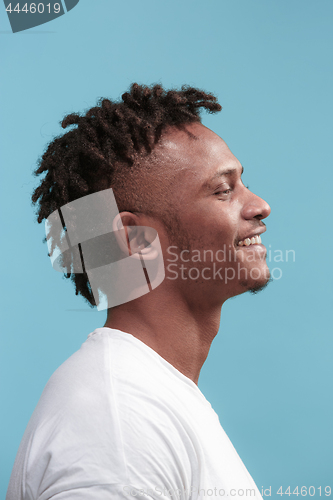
top-left (157, 122), bottom-right (241, 186)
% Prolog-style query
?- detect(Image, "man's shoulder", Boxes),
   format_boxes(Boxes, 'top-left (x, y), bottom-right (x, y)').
top-left (32, 327), bottom-right (191, 421)
top-left (8, 328), bottom-right (227, 500)
top-left (14, 328), bottom-right (199, 498)
top-left (31, 326), bottom-right (207, 448)
top-left (36, 327), bottom-right (110, 410)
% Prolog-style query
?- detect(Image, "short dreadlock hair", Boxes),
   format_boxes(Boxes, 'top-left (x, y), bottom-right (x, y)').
top-left (31, 82), bottom-right (222, 307)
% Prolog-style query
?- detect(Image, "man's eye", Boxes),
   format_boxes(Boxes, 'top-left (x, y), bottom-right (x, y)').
top-left (215, 188), bottom-right (232, 195)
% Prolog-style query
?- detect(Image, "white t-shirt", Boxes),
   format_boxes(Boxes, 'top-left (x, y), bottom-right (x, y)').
top-left (6, 327), bottom-right (262, 500)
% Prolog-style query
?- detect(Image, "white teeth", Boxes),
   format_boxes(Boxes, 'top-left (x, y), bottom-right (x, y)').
top-left (238, 235), bottom-right (262, 247)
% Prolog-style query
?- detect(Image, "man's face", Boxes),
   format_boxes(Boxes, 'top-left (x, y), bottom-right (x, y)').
top-left (150, 122), bottom-right (271, 304)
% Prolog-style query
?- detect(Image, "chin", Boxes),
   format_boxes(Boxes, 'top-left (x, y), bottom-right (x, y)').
top-left (239, 269), bottom-right (272, 295)
top-left (248, 277), bottom-right (273, 294)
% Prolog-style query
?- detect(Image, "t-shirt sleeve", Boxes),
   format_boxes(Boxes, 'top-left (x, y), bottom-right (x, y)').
top-left (18, 399), bottom-right (196, 500)
top-left (36, 484), bottom-right (156, 500)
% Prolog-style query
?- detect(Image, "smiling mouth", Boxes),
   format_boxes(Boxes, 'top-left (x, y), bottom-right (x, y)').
top-left (237, 235), bottom-right (262, 247)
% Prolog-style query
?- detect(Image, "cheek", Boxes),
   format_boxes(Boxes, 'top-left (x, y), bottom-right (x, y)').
top-left (191, 224), bottom-right (236, 251)
top-left (204, 216), bottom-right (238, 244)
top-left (180, 203), bottom-right (240, 247)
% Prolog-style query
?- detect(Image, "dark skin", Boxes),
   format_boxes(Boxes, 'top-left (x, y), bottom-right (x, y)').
top-left (104, 122), bottom-right (271, 384)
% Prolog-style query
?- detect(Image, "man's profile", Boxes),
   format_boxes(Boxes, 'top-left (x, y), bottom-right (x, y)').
top-left (6, 83), bottom-right (271, 500)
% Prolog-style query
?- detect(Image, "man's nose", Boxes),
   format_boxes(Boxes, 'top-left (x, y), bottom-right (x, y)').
top-left (241, 191), bottom-right (271, 221)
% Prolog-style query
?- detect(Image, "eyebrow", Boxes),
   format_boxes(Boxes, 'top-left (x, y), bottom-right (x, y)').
top-left (203, 165), bottom-right (244, 188)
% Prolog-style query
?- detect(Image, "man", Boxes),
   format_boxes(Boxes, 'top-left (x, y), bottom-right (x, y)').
top-left (7, 83), bottom-right (271, 499)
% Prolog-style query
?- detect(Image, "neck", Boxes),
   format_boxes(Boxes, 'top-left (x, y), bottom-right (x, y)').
top-left (103, 285), bottom-right (223, 385)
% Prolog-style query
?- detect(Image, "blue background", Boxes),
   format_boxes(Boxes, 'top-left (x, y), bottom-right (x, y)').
top-left (1, 0), bottom-right (332, 496)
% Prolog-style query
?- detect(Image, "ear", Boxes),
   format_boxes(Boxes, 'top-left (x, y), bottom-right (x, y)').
top-left (112, 212), bottom-right (160, 260)
top-left (112, 212), bottom-right (132, 256)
